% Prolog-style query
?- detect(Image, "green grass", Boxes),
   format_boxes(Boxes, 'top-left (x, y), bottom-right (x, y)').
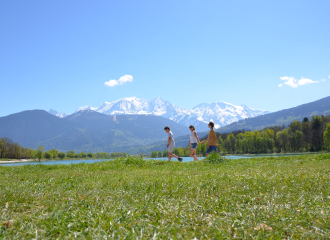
top-left (0, 154), bottom-right (330, 239)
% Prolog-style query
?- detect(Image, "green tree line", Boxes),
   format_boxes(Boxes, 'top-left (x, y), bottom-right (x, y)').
top-left (0, 137), bottom-right (34, 159)
top-left (0, 140), bottom-right (113, 160)
top-left (214, 115), bottom-right (330, 154)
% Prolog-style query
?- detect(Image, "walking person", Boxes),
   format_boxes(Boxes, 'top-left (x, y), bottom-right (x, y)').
top-left (200, 121), bottom-right (218, 156)
top-left (186, 125), bottom-right (200, 161)
top-left (164, 126), bottom-right (183, 162)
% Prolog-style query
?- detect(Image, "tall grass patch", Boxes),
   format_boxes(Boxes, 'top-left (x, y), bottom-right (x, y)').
top-left (1, 154), bottom-right (330, 239)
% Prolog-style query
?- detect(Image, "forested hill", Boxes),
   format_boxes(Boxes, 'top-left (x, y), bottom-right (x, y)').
top-left (0, 110), bottom-right (188, 153)
top-left (218, 95), bottom-right (330, 133)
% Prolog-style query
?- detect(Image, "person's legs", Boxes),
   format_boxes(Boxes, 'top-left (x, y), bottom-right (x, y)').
top-left (212, 146), bottom-right (218, 153)
top-left (168, 152), bottom-right (180, 161)
top-left (170, 152), bottom-right (179, 159)
top-left (168, 145), bottom-right (182, 162)
top-left (190, 143), bottom-right (199, 161)
top-left (189, 150), bottom-right (194, 157)
top-left (168, 145), bottom-right (177, 161)
top-left (206, 146), bottom-right (217, 157)
top-left (168, 145), bottom-right (173, 161)
top-left (206, 147), bottom-right (211, 157)
top-left (190, 149), bottom-right (199, 161)
top-left (168, 152), bottom-right (172, 161)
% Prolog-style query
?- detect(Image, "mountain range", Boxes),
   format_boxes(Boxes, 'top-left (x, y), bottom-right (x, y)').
top-left (0, 110), bottom-right (188, 153)
top-left (50, 97), bottom-right (269, 132)
top-left (1, 96), bottom-right (330, 154)
top-left (218, 95), bottom-right (330, 133)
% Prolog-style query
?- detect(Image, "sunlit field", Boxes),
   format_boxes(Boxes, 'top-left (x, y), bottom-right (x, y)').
top-left (1, 154), bottom-right (330, 239)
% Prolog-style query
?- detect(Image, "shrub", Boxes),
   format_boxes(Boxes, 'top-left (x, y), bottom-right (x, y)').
top-left (44, 151), bottom-right (53, 159)
top-left (97, 152), bottom-right (109, 158)
top-left (205, 152), bottom-right (226, 164)
top-left (67, 151), bottom-right (76, 158)
top-left (79, 152), bottom-right (87, 158)
top-left (58, 152), bottom-right (66, 159)
top-left (151, 151), bottom-right (158, 158)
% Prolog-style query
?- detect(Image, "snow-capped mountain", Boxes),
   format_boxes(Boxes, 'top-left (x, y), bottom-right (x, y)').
top-left (71, 97), bottom-right (269, 131)
top-left (75, 106), bottom-right (97, 112)
top-left (48, 109), bottom-right (68, 118)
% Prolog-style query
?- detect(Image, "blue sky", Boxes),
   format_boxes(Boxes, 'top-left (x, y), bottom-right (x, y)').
top-left (1, 0), bottom-right (329, 117)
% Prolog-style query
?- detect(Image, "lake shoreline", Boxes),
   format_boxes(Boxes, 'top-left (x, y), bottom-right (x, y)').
top-left (0, 159), bottom-right (36, 164)
top-left (0, 158), bottom-right (112, 164)
top-left (0, 151), bottom-right (327, 165)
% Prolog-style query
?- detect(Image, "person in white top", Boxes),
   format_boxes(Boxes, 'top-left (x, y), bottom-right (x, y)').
top-left (164, 126), bottom-right (183, 162)
top-left (186, 125), bottom-right (200, 161)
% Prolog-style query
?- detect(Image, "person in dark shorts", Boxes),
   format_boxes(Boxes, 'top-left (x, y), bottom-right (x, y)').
top-left (186, 125), bottom-right (200, 161)
top-left (164, 126), bottom-right (183, 162)
top-left (200, 121), bottom-right (218, 156)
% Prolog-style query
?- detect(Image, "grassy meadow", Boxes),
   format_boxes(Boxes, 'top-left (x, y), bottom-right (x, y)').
top-left (1, 154), bottom-right (330, 239)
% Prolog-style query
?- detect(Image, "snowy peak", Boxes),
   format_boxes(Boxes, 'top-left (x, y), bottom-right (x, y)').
top-left (48, 109), bottom-right (68, 118)
top-left (75, 106), bottom-right (97, 112)
top-left (187, 102), bottom-right (268, 129)
top-left (96, 97), bottom-right (149, 115)
top-left (70, 97), bottom-right (268, 131)
top-left (49, 97), bottom-right (268, 131)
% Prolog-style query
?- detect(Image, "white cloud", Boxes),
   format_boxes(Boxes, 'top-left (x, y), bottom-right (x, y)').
top-left (104, 75), bottom-right (133, 87)
top-left (104, 80), bottom-right (119, 87)
top-left (329, 75), bottom-right (330, 78)
top-left (280, 76), bottom-right (298, 88)
top-left (321, 79), bottom-right (326, 82)
top-left (298, 78), bottom-right (319, 85)
top-left (279, 76), bottom-right (319, 88)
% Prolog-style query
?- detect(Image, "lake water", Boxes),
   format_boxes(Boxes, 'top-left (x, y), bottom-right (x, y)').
top-left (0, 153), bottom-right (319, 167)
